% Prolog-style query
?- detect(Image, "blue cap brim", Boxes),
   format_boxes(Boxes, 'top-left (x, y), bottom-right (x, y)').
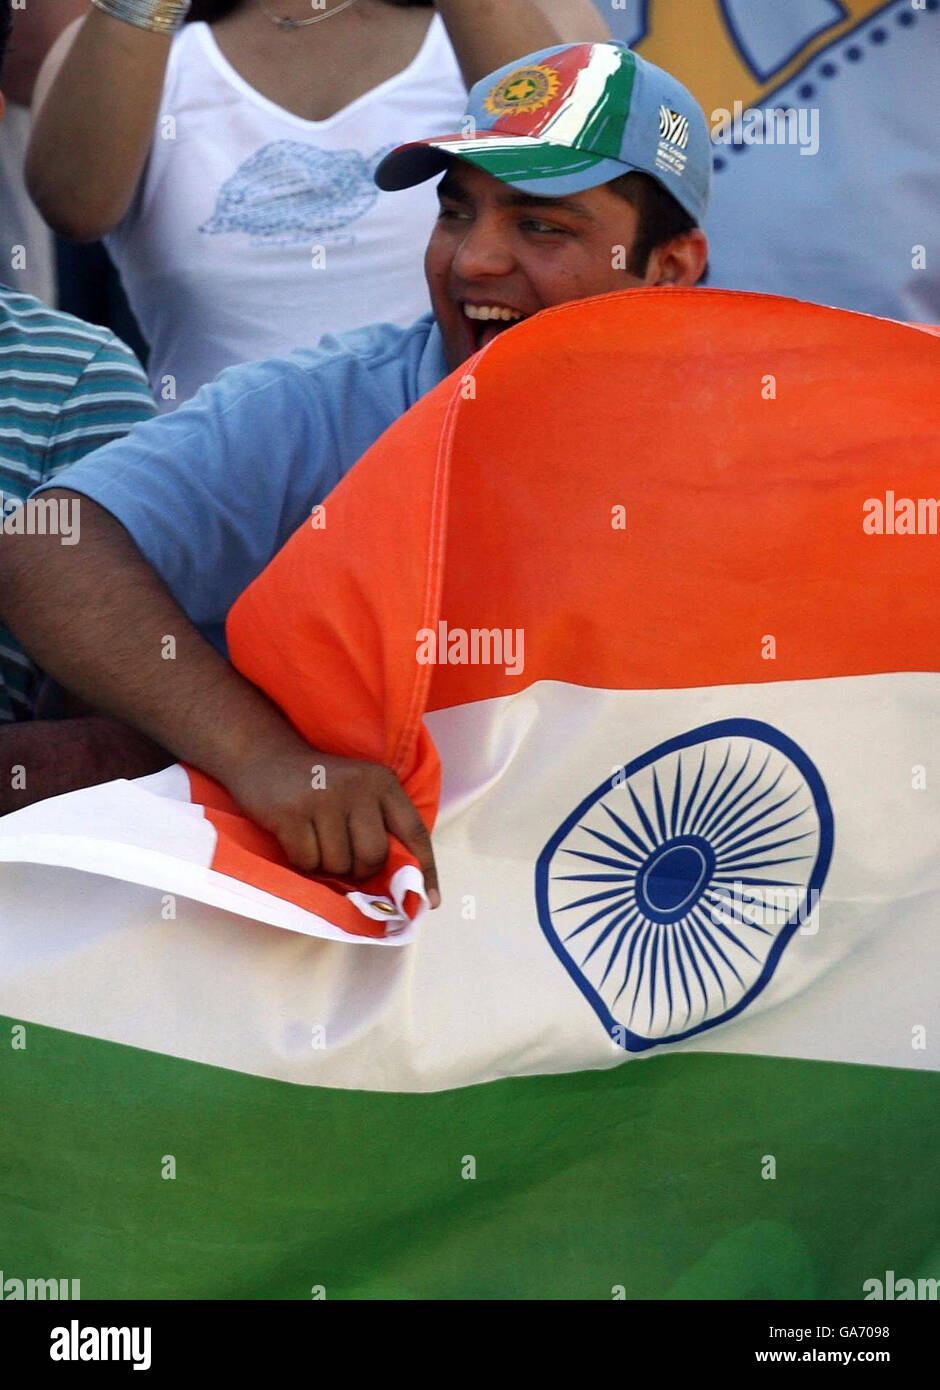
top-left (374, 136), bottom-right (699, 216)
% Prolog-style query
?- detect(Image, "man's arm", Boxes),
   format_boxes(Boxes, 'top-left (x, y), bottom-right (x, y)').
top-left (0, 716), bottom-right (170, 816)
top-left (0, 681), bottom-right (169, 814)
top-left (0, 495), bottom-right (439, 899)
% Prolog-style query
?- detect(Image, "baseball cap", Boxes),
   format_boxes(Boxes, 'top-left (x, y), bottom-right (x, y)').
top-left (375, 42), bottom-right (711, 224)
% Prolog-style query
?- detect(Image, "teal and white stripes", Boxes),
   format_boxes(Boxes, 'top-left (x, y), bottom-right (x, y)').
top-left (0, 285), bottom-right (155, 720)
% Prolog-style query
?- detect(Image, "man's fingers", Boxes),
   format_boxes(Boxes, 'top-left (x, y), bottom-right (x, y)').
top-left (310, 806), bottom-right (354, 879)
top-left (276, 818), bottom-right (321, 875)
top-left (382, 785), bottom-right (440, 907)
top-left (348, 804), bottom-right (390, 882)
top-left (252, 757), bottom-right (438, 907)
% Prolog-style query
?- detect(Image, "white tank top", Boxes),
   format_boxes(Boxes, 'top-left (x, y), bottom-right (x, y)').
top-left (107, 17), bottom-right (465, 409)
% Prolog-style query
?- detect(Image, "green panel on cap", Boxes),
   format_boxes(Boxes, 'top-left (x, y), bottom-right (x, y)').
top-left (571, 47), bottom-right (637, 156)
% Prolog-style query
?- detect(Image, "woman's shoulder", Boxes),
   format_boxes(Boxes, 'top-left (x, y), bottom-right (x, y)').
top-left (169, 18), bottom-right (214, 69)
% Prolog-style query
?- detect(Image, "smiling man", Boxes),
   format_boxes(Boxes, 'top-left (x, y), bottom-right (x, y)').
top-left (0, 42), bottom-right (710, 893)
top-left (378, 41), bottom-right (709, 367)
top-left (425, 159), bottom-right (704, 365)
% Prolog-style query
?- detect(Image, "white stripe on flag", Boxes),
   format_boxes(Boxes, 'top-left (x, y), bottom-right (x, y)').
top-left (0, 673), bottom-right (936, 1091)
top-left (0, 766), bottom-right (414, 947)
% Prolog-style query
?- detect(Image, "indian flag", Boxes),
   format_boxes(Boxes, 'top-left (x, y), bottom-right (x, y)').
top-left (1, 290), bottom-right (937, 1299)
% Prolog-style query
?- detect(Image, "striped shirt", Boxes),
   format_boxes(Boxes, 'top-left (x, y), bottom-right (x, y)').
top-left (0, 284), bottom-right (155, 721)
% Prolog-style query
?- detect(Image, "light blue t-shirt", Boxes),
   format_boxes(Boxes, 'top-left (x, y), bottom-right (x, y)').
top-left (40, 315), bottom-right (448, 653)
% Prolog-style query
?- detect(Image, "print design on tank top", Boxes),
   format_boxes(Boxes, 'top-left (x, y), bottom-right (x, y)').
top-left (199, 140), bottom-right (398, 246)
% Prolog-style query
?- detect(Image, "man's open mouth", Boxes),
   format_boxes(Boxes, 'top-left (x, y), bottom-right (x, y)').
top-left (462, 302), bottom-right (527, 352)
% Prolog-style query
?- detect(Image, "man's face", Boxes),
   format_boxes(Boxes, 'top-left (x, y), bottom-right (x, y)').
top-left (425, 160), bottom-right (651, 373)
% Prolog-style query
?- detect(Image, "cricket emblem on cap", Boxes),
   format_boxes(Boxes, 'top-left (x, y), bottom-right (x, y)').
top-left (484, 64), bottom-right (560, 117)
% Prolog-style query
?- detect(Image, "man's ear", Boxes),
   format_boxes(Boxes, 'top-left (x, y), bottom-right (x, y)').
top-left (0, 92), bottom-right (6, 124)
top-left (646, 228), bottom-right (709, 287)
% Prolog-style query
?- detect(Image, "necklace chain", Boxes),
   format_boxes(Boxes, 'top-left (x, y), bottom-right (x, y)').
top-left (257, 0), bottom-right (360, 30)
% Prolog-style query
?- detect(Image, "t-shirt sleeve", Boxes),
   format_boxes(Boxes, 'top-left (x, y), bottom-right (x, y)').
top-left (45, 333), bottom-right (156, 477)
top-left (35, 356), bottom-right (344, 648)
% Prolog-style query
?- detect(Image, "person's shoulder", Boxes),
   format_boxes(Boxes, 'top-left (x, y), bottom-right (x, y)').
top-left (290, 313), bottom-right (447, 407)
top-left (0, 283), bottom-right (111, 353)
top-left (201, 315), bottom-right (445, 413)
top-left (0, 283), bottom-right (148, 379)
top-left (0, 288), bottom-right (153, 485)
top-left (291, 314), bottom-right (441, 376)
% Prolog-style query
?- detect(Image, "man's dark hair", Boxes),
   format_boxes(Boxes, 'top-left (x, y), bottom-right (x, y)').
top-left (0, 0), bottom-right (12, 82)
top-left (608, 171), bottom-right (698, 276)
top-left (189, 0), bottom-right (432, 19)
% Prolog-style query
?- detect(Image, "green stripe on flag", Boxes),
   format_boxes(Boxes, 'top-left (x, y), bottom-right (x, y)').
top-left (1, 1014), bottom-right (936, 1300)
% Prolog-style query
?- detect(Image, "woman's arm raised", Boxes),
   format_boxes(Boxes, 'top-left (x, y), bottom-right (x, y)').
top-left (26, 7), bottom-right (175, 242)
top-left (532, 0), bottom-right (610, 45)
top-left (435, 0), bottom-right (608, 91)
